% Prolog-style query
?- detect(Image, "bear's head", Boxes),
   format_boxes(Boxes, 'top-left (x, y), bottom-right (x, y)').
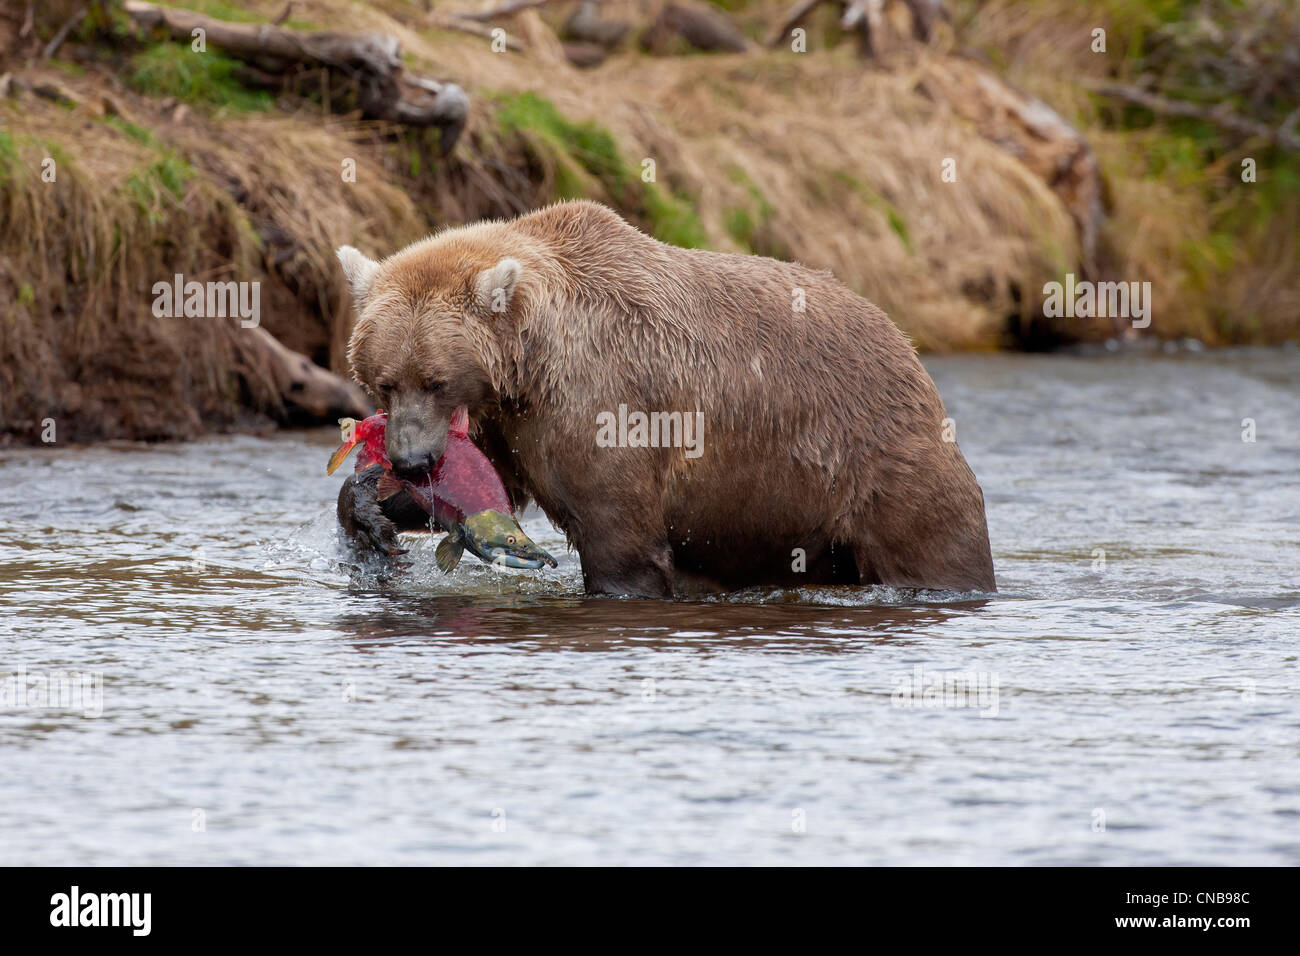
top-left (337, 243), bottom-right (522, 479)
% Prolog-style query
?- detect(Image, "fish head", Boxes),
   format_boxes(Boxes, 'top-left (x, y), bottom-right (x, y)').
top-left (461, 510), bottom-right (558, 570)
top-left (327, 412), bottom-right (389, 474)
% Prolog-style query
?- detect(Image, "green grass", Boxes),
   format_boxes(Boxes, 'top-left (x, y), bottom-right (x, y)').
top-left (1069, 0), bottom-right (1300, 342)
top-left (126, 153), bottom-right (195, 222)
top-left (165, 0), bottom-right (263, 24)
top-left (104, 116), bottom-right (157, 147)
top-left (496, 92), bottom-right (708, 248)
top-left (497, 92), bottom-right (623, 185)
top-left (723, 164), bottom-right (782, 254)
top-left (0, 129), bottom-right (15, 184)
top-left (129, 45), bottom-right (273, 112)
top-left (831, 171), bottom-right (912, 252)
top-left (162, 0), bottom-right (319, 29)
top-left (1101, 94), bottom-right (1300, 332)
top-left (644, 186), bottom-right (709, 249)
top-left (49, 59), bottom-right (85, 77)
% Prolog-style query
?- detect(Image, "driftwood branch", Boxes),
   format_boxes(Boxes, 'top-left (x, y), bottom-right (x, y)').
top-left (457, 0), bottom-right (557, 22)
top-left (13, 73), bottom-right (83, 108)
top-left (643, 2), bottom-right (748, 55)
top-left (271, 2), bottom-right (299, 27)
top-left (122, 0), bottom-right (469, 153)
top-left (42, 5), bottom-right (86, 60)
top-left (768, 0), bottom-right (871, 51)
top-left (563, 1), bottom-right (630, 48)
top-left (1085, 79), bottom-right (1300, 152)
top-left (767, 0), bottom-right (945, 50)
top-left (432, 16), bottom-right (528, 51)
top-left (235, 327), bottom-right (373, 422)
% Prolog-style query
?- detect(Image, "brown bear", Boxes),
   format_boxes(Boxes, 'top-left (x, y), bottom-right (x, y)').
top-left (335, 200), bottom-right (995, 597)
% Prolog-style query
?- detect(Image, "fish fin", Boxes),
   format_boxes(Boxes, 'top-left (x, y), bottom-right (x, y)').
top-left (327, 419), bottom-right (361, 475)
top-left (449, 405), bottom-right (469, 439)
top-left (375, 472), bottom-right (404, 501)
top-left (326, 444), bottom-right (357, 475)
top-left (435, 535), bottom-right (464, 573)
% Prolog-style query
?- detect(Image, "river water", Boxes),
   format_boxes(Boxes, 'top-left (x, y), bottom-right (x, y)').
top-left (1, 349), bottom-right (1296, 865)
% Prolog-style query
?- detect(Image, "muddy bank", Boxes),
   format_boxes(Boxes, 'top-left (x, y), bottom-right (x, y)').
top-left (1, 0), bottom-right (1295, 443)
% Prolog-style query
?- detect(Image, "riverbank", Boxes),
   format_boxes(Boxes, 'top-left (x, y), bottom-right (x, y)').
top-left (2, 0), bottom-right (1296, 443)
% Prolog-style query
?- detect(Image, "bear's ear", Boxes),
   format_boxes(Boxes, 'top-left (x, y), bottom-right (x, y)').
top-left (337, 246), bottom-right (379, 310)
top-left (474, 258), bottom-right (522, 315)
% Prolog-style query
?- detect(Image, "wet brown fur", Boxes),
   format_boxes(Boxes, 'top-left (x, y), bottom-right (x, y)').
top-left (340, 200), bottom-right (996, 597)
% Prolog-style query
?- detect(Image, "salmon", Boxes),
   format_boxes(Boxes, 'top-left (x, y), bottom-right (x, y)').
top-left (328, 408), bottom-right (556, 572)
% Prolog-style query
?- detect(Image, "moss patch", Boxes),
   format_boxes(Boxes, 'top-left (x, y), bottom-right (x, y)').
top-left (496, 92), bottom-right (707, 248)
top-left (128, 45), bottom-right (273, 112)
top-left (126, 153), bottom-right (195, 222)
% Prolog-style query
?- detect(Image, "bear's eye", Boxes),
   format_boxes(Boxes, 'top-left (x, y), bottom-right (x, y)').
top-left (428, 380), bottom-right (446, 394)
top-left (375, 383), bottom-right (394, 398)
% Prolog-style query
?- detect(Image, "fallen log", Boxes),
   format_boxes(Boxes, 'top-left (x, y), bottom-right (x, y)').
top-left (457, 0), bottom-right (558, 22)
top-left (563, 1), bottom-right (631, 48)
top-left (234, 327), bottom-right (373, 423)
top-left (1084, 79), bottom-right (1300, 152)
top-left (432, 16), bottom-right (529, 51)
top-left (562, 40), bottom-right (611, 68)
top-left (122, 0), bottom-right (468, 153)
top-left (642, 2), bottom-right (748, 56)
top-left (767, 0), bottom-right (946, 51)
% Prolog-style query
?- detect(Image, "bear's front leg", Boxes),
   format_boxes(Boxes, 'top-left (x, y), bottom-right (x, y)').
top-left (576, 534), bottom-right (675, 598)
top-left (562, 491), bottom-right (674, 597)
top-left (535, 463), bottom-right (676, 597)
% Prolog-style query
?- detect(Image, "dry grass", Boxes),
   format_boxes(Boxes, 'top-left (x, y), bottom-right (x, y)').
top-left (954, 0), bottom-right (1300, 343)
top-left (0, 0), bottom-right (561, 440)
top-left (344, 2), bottom-right (1082, 348)
top-left (0, 94), bottom-right (249, 440)
top-left (7, 0), bottom-right (1288, 441)
top-left (0, 78), bottom-right (430, 440)
top-left (168, 116), bottom-right (428, 369)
